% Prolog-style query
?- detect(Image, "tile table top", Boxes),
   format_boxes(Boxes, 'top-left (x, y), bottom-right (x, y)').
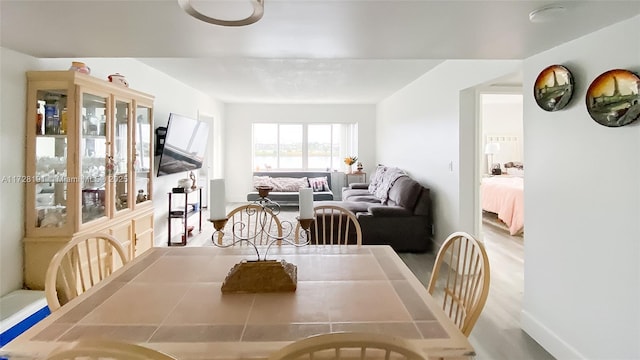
top-left (4, 245), bottom-right (474, 360)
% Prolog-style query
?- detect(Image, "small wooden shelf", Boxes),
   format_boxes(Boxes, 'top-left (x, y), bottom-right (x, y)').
top-left (167, 187), bottom-right (203, 246)
top-left (168, 209), bottom-right (200, 219)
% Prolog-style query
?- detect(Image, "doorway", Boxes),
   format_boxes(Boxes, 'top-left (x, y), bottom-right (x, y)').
top-left (476, 89), bottom-right (523, 236)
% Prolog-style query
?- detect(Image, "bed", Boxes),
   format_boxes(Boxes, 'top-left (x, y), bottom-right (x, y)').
top-left (481, 174), bottom-right (524, 235)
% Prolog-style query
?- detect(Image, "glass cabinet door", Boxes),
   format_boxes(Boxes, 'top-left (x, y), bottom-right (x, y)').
top-left (34, 89), bottom-right (68, 228)
top-left (80, 92), bottom-right (108, 224)
top-left (134, 105), bottom-right (152, 204)
top-left (113, 100), bottom-right (130, 212)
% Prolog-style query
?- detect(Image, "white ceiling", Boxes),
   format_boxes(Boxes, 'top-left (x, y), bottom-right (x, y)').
top-left (2, 1), bottom-right (639, 103)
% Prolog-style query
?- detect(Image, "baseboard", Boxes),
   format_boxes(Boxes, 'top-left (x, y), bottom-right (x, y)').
top-left (0, 290), bottom-right (50, 346)
top-left (521, 309), bottom-right (585, 359)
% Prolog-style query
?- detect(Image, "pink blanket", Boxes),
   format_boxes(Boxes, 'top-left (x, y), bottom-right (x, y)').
top-left (481, 176), bottom-right (524, 235)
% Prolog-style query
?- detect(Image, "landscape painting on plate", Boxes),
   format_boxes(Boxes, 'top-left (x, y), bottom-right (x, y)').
top-left (586, 69), bottom-right (640, 127)
top-left (534, 65), bottom-right (574, 112)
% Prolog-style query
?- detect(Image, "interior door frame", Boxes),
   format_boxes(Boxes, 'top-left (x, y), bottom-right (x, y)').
top-left (197, 110), bottom-right (215, 208)
top-left (473, 86), bottom-right (523, 237)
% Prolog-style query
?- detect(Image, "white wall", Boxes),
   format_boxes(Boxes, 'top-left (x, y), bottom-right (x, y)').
top-left (0, 48), bottom-right (40, 296)
top-left (481, 93), bottom-right (524, 172)
top-left (376, 60), bottom-right (521, 244)
top-left (521, 16), bottom-right (640, 359)
top-left (482, 95), bottom-right (524, 136)
top-left (0, 50), bottom-right (223, 295)
top-left (224, 104), bottom-right (376, 203)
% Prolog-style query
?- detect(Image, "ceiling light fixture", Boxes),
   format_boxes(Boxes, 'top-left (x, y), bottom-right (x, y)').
top-left (529, 4), bottom-right (566, 23)
top-left (178, 0), bottom-right (264, 27)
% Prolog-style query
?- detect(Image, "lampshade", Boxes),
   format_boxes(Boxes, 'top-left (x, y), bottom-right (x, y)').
top-left (178, 0), bottom-right (264, 27)
top-left (484, 142), bottom-right (501, 155)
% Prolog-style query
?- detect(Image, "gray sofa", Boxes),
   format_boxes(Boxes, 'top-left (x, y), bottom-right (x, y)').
top-left (317, 166), bottom-right (432, 252)
top-left (247, 171), bottom-right (334, 205)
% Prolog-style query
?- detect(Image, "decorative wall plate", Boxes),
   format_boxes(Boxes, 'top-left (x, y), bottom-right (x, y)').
top-left (534, 65), bottom-right (574, 111)
top-left (586, 69), bottom-right (640, 127)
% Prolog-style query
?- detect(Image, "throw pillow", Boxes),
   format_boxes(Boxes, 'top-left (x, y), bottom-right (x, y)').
top-left (373, 167), bottom-right (407, 203)
top-left (271, 177), bottom-right (309, 192)
top-left (253, 176), bottom-right (272, 188)
top-left (308, 176), bottom-right (330, 192)
top-left (368, 165), bottom-right (387, 194)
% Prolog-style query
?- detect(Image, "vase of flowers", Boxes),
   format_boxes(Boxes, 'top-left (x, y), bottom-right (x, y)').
top-left (344, 156), bottom-right (357, 174)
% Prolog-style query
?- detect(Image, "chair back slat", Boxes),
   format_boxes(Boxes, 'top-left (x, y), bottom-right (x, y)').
top-left (295, 205), bottom-right (362, 246)
top-left (267, 332), bottom-right (427, 360)
top-left (428, 231), bottom-right (490, 336)
top-left (59, 252), bottom-right (78, 301)
top-left (45, 233), bottom-right (129, 312)
top-left (84, 240), bottom-right (95, 288)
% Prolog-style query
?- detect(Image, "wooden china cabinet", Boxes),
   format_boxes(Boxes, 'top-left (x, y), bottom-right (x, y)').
top-left (23, 71), bottom-right (155, 290)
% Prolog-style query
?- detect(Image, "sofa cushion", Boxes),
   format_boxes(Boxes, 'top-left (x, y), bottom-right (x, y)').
top-left (248, 171), bottom-right (334, 204)
top-left (253, 171), bottom-right (332, 189)
top-left (347, 195), bottom-right (382, 203)
top-left (253, 176), bottom-right (272, 188)
top-left (314, 200), bottom-right (372, 214)
top-left (277, 177), bottom-right (309, 191)
top-left (367, 205), bottom-right (413, 217)
top-left (342, 188), bottom-right (371, 199)
top-left (253, 176), bottom-right (309, 192)
top-left (247, 190), bottom-right (333, 203)
top-left (387, 176), bottom-right (421, 210)
top-left (310, 191), bottom-right (335, 201)
top-left (342, 188), bottom-right (382, 204)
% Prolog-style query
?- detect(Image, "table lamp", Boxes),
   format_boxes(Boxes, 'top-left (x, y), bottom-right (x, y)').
top-left (484, 142), bottom-right (501, 174)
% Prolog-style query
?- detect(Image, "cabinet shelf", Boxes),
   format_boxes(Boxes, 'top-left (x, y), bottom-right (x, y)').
top-left (35, 180), bottom-right (67, 184)
top-left (81, 134), bottom-right (107, 139)
top-left (35, 134), bottom-right (67, 139)
top-left (169, 209), bottom-right (200, 218)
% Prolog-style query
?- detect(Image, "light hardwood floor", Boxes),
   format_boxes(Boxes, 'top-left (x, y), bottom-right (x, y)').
top-left (179, 207), bottom-right (554, 359)
top-left (400, 215), bottom-right (554, 360)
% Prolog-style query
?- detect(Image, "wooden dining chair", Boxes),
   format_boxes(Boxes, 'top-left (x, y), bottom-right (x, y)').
top-left (267, 332), bottom-right (428, 360)
top-left (217, 204), bottom-right (283, 245)
top-left (45, 232), bottom-right (129, 312)
top-left (427, 231), bottom-right (490, 337)
top-left (46, 338), bottom-right (177, 359)
top-left (295, 204), bottom-right (362, 246)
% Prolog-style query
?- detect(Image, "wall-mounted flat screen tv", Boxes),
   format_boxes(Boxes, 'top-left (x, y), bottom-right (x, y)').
top-left (156, 113), bottom-right (209, 176)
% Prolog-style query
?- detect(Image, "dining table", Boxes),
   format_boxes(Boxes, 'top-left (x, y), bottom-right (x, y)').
top-left (2, 245), bottom-right (475, 359)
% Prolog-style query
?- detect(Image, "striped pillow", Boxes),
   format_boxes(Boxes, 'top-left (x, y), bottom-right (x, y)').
top-left (308, 177), bottom-right (329, 192)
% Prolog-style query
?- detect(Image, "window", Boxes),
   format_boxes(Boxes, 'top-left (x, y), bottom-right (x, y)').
top-left (253, 123), bottom-right (357, 171)
top-left (279, 124), bottom-right (302, 169)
